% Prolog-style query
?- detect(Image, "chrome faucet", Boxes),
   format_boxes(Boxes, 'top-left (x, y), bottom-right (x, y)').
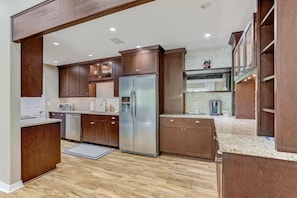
top-left (100, 99), bottom-right (108, 112)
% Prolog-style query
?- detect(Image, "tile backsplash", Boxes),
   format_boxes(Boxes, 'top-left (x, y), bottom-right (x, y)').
top-left (21, 97), bottom-right (45, 118)
top-left (185, 92), bottom-right (232, 115)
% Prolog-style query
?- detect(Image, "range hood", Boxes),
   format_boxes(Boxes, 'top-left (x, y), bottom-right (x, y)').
top-left (184, 67), bottom-right (231, 76)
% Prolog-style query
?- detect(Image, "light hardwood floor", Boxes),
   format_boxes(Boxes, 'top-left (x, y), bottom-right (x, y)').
top-left (0, 140), bottom-right (218, 198)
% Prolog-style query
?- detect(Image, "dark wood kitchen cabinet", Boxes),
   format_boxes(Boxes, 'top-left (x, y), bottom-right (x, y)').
top-left (163, 48), bottom-right (186, 114)
top-left (21, 122), bottom-right (61, 182)
top-left (81, 114), bottom-right (119, 147)
top-left (160, 117), bottom-right (215, 161)
top-left (49, 112), bottom-right (66, 139)
top-left (89, 56), bottom-right (122, 97)
top-left (21, 36), bottom-right (43, 97)
top-left (119, 45), bottom-right (164, 76)
top-left (59, 65), bottom-right (95, 97)
top-left (222, 153), bottom-right (297, 198)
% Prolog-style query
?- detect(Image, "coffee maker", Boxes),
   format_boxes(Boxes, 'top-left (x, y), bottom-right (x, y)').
top-left (209, 100), bottom-right (222, 115)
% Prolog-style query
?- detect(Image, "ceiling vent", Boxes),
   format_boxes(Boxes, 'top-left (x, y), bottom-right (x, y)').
top-left (110, 38), bottom-right (124, 44)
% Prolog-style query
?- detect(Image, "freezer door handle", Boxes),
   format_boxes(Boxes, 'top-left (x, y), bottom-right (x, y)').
top-left (133, 90), bottom-right (136, 120)
top-left (130, 90), bottom-right (134, 120)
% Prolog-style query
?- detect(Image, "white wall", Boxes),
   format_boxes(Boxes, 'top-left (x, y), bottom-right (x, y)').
top-left (44, 64), bottom-right (59, 117)
top-left (0, 0), bottom-right (44, 193)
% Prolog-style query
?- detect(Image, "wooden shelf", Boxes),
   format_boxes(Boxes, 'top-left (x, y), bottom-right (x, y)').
top-left (261, 40), bottom-right (274, 55)
top-left (262, 108), bottom-right (275, 114)
top-left (261, 5), bottom-right (275, 26)
top-left (262, 75), bottom-right (275, 82)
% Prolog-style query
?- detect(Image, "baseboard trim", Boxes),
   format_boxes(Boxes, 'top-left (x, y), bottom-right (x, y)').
top-left (0, 180), bottom-right (23, 193)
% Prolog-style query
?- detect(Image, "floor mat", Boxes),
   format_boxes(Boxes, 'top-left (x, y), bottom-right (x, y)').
top-left (62, 143), bottom-right (115, 160)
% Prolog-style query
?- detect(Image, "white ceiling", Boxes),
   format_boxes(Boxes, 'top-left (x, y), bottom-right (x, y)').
top-left (43, 0), bottom-right (257, 66)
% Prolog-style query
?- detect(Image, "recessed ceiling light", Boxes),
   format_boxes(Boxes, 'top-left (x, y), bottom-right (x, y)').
top-left (201, 2), bottom-right (211, 9)
top-left (88, 54), bottom-right (93, 57)
top-left (205, 33), bottom-right (211, 38)
top-left (54, 60), bottom-right (58, 64)
top-left (109, 27), bottom-right (116, 32)
top-left (136, 45), bottom-right (141, 48)
top-left (53, 42), bottom-right (60, 46)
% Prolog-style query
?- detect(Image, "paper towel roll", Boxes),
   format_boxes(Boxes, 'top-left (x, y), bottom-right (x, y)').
top-left (89, 101), bottom-right (95, 111)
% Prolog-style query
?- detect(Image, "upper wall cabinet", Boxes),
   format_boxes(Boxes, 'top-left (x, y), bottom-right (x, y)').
top-left (21, 36), bottom-right (43, 97)
top-left (59, 65), bottom-right (95, 98)
top-left (119, 45), bottom-right (164, 76)
top-left (233, 13), bottom-right (257, 83)
top-left (89, 56), bottom-right (122, 97)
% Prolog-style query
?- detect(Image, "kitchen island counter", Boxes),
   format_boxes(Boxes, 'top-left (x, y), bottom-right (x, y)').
top-left (160, 114), bottom-right (297, 162)
top-left (21, 118), bottom-right (62, 128)
top-left (49, 110), bottom-right (119, 116)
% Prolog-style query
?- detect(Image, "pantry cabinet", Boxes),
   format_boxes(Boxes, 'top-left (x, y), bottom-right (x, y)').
top-left (160, 117), bottom-right (215, 161)
top-left (81, 114), bottom-right (119, 147)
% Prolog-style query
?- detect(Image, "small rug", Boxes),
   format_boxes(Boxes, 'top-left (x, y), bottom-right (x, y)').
top-left (62, 143), bottom-right (115, 160)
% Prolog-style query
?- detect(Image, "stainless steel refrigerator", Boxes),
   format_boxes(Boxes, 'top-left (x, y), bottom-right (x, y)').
top-left (119, 74), bottom-right (159, 156)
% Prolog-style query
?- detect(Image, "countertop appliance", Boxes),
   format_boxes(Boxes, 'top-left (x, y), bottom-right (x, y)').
top-left (58, 103), bottom-right (74, 111)
top-left (119, 74), bottom-right (159, 156)
top-left (65, 113), bottom-right (81, 141)
top-left (209, 100), bottom-right (222, 115)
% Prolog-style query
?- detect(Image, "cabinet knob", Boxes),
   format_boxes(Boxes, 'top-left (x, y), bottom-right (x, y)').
top-left (52, 113), bottom-right (55, 116)
top-left (195, 120), bottom-right (200, 124)
top-left (111, 121), bottom-right (115, 125)
top-left (170, 119), bottom-right (174, 122)
top-left (90, 121), bottom-right (95, 125)
top-left (111, 117), bottom-right (116, 120)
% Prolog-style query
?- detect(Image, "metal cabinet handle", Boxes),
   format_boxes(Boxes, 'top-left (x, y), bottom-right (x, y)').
top-left (195, 120), bottom-right (200, 124)
top-left (52, 113), bottom-right (55, 116)
top-left (135, 68), bottom-right (141, 72)
top-left (111, 121), bottom-right (115, 125)
top-left (170, 119), bottom-right (174, 122)
top-left (90, 121), bottom-right (95, 125)
top-left (60, 114), bottom-right (63, 116)
top-left (111, 117), bottom-right (116, 120)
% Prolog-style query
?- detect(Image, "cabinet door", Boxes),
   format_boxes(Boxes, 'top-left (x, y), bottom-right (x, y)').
top-left (184, 125), bottom-right (214, 160)
top-left (122, 53), bottom-right (137, 75)
top-left (94, 120), bottom-right (108, 145)
top-left (68, 65), bottom-right (80, 96)
top-left (160, 118), bottom-right (183, 154)
top-left (49, 112), bottom-right (66, 139)
top-left (21, 36), bottom-right (43, 97)
top-left (81, 115), bottom-right (95, 142)
top-left (107, 121), bottom-right (119, 147)
top-left (59, 67), bottom-right (69, 97)
top-left (113, 58), bottom-right (122, 97)
top-left (137, 50), bottom-right (158, 74)
top-left (164, 49), bottom-right (185, 113)
top-left (79, 65), bottom-right (91, 96)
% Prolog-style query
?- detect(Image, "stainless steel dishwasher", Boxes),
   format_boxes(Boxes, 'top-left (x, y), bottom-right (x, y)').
top-left (65, 113), bottom-right (81, 141)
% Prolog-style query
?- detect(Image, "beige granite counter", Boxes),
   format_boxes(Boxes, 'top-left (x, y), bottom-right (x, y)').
top-left (21, 118), bottom-right (62, 128)
top-left (49, 110), bottom-right (119, 116)
top-left (160, 114), bottom-right (297, 162)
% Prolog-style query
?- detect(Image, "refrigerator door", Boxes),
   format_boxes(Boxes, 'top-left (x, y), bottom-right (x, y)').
top-left (119, 76), bottom-right (134, 152)
top-left (134, 74), bottom-right (158, 156)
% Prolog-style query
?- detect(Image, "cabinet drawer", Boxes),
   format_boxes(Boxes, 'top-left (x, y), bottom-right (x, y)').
top-left (160, 117), bottom-right (213, 127)
top-left (160, 117), bottom-right (185, 127)
top-left (106, 115), bottom-right (119, 121)
top-left (82, 114), bottom-right (105, 121)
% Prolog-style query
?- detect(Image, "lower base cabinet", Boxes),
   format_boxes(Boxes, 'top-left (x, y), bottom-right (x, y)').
top-left (81, 114), bottom-right (119, 147)
top-left (160, 117), bottom-right (215, 161)
top-left (49, 112), bottom-right (66, 138)
top-left (222, 153), bottom-right (297, 198)
top-left (21, 123), bottom-right (61, 182)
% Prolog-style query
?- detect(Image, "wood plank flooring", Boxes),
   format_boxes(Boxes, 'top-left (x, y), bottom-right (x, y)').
top-left (0, 140), bottom-right (218, 198)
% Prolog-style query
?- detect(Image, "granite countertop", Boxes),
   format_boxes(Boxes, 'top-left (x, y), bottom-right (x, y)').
top-left (49, 110), bottom-right (119, 116)
top-left (160, 114), bottom-right (297, 162)
top-left (21, 118), bottom-right (62, 128)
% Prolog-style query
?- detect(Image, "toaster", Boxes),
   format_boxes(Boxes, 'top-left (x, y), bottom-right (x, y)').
top-left (58, 103), bottom-right (74, 111)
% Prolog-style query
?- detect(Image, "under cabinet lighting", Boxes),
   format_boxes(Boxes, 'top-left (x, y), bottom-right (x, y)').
top-left (53, 42), bottom-right (60, 46)
top-left (136, 45), bottom-right (141, 48)
top-left (54, 60), bottom-right (58, 64)
top-left (88, 54), bottom-right (93, 57)
top-left (204, 33), bottom-right (211, 38)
